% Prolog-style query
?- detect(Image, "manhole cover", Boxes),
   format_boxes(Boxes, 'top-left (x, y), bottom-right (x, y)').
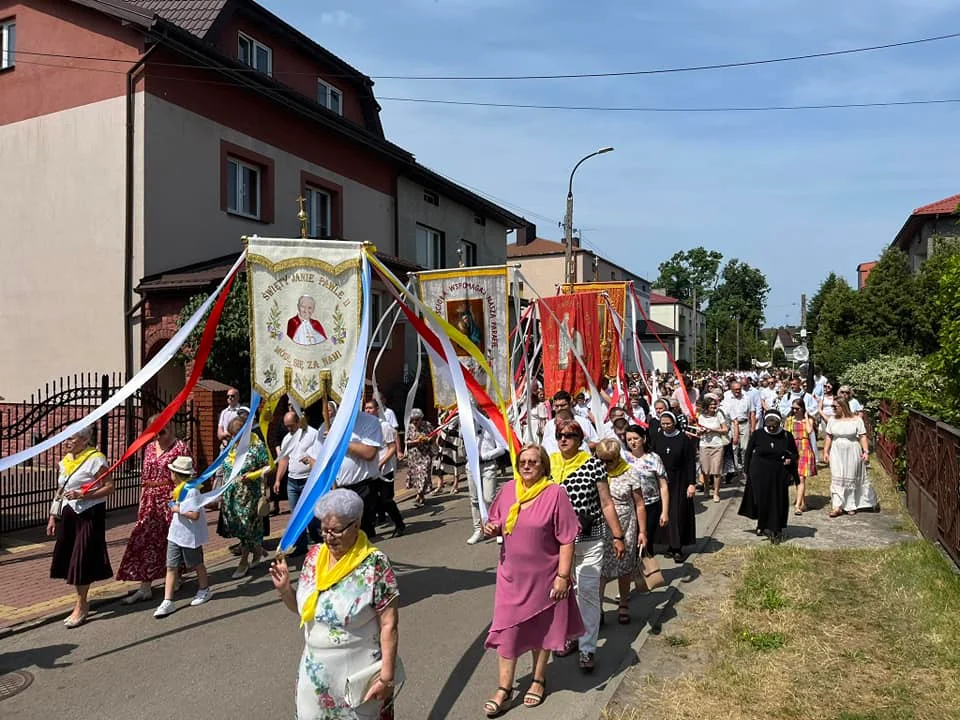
top-left (0, 671), bottom-right (33, 700)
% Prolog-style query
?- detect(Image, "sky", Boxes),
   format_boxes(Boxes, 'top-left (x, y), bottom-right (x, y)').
top-left (261, 0), bottom-right (960, 326)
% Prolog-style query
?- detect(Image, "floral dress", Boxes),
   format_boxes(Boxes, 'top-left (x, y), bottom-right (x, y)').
top-left (217, 437), bottom-right (269, 550)
top-left (404, 421), bottom-right (434, 493)
top-left (116, 439), bottom-right (191, 581)
top-left (295, 547), bottom-right (400, 720)
top-left (601, 466), bottom-right (643, 578)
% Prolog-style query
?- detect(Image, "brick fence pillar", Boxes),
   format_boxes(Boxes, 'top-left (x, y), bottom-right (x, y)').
top-left (190, 379), bottom-right (232, 468)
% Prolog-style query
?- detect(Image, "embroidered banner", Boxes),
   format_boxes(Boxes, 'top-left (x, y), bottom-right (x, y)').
top-left (539, 292), bottom-right (603, 398)
top-left (561, 281), bottom-right (628, 381)
top-left (247, 238), bottom-right (364, 407)
top-left (417, 266), bottom-right (509, 409)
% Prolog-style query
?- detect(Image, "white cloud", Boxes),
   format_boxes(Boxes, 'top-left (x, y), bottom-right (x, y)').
top-left (319, 10), bottom-right (361, 29)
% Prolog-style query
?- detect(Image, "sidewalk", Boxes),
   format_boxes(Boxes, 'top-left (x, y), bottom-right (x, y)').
top-left (0, 476), bottom-right (422, 632)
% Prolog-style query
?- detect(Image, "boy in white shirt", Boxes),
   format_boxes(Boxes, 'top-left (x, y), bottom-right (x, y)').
top-left (155, 457), bottom-right (212, 618)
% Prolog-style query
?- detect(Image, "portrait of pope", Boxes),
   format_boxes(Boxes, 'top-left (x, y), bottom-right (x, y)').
top-left (286, 294), bottom-right (327, 346)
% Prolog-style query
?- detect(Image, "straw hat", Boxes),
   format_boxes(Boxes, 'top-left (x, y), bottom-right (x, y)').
top-left (167, 456), bottom-right (195, 476)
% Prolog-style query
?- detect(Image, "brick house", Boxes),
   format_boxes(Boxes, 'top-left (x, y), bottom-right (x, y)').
top-left (891, 192), bottom-right (960, 272)
top-left (0, 0), bottom-right (524, 406)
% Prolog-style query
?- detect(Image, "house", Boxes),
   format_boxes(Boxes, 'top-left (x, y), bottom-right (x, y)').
top-left (856, 261), bottom-right (877, 290)
top-left (772, 328), bottom-right (801, 363)
top-left (644, 291), bottom-right (706, 371)
top-left (0, 0), bottom-right (524, 403)
top-left (891, 192), bottom-right (960, 272)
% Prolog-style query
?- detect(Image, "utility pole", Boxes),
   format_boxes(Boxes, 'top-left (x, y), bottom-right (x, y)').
top-left (564, 147), bottom-right (614, 284)
top-left (800, 293), bottom-right (807, 332)
top-left (692, 288), bottom-right (698, 372)
top-left (715, 327), bottom-right (720, 371)
top-left (736, 315), bottom-right (740, 371)
top-left (592, 253), bottom-right (599, 281)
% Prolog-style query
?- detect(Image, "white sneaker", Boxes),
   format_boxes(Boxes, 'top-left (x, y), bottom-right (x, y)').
top-left (466, 529), bottom-right (484, 545)
top-left (190, 588), bottom-right (212, 607)
top-left (153, 599), bottom-right (177, 618)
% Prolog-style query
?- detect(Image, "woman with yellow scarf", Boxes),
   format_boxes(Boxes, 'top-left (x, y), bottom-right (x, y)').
top-left (481, 444), bottom-right (583, 715)
top-left (270, 489), bottom-right (400, 720)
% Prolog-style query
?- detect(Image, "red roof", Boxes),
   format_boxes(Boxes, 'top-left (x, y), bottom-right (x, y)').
top-left (912, 192), bottom-right (960, 216)
top-left (506, 237), bottom-right (581, 257)
top-left (649, 291), bottom-right (679, 305)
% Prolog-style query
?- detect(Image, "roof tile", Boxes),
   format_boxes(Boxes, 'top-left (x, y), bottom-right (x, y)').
top-left (913, 192), bottom-right (960, 216)
top-left (118, 0), bottom-right (228, 38)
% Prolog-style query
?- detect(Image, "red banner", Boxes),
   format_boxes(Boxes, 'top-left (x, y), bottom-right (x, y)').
top-left (540, 292), bottom-right (602, 398)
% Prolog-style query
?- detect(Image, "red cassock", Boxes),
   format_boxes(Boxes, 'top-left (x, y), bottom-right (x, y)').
top-left (286, 316), bottom-right (327, 342)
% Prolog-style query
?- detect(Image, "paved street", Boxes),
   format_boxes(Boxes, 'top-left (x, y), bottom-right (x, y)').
top-left (0, 487), bottom-right (733, 719)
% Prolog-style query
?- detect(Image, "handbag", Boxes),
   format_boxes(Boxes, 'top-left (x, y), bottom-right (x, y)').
top-left (50, 489), bottom-right (65, 518)
top-left (343, 657), bottom-right (406, 708)
top-left (635, 548), bottom-right (665, 591)
top-left (256, 488), bottom-right (271, 518)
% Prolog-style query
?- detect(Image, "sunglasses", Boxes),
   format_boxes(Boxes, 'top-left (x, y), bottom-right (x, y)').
top-left (556, 432), bottom-right (581, 440)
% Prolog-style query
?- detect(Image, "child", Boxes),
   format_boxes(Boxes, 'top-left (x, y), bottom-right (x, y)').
top-left (154, 456), bottom-right (212, 618)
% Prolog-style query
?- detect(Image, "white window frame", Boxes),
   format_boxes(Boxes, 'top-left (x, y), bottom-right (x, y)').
top-left (226, 157), bottom-right (261, 220)
top-left (238, 32), bottom-right (272, 76)
top-left (317, 79), bottom-right (343, 115)
top-left (415, 224), bottom-right (444, 270)
top-left (1, 20), bottom-right (15, 70)
top-left (305, 185), bottom-right (332, 238)
top-left (460, 240), bottom-right (477, 267)
top-left (370, 291), bottom-right (392, 348)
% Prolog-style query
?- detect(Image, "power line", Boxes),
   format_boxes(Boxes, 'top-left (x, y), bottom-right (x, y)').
top-left (11, 29), bottom-right (960, 81)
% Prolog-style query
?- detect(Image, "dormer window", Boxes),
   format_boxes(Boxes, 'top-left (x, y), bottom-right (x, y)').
top-left (238, 32), bottom-right (272, 76)
top-left (317, 79), bottom-right (342, 115)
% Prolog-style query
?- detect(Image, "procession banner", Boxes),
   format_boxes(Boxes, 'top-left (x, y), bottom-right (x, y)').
top-left (561, 281), bottom-right (628, 381)
top-left (539, 292), bottom-right (603, 398)
top-left (417, 266), bottom-right (509, 410)
top-left (246, 238), bottom-right (364, 407)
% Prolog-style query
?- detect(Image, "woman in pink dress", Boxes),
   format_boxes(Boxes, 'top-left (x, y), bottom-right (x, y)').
top-left (481, 444), bottom-right (584, 717)
top-left (116, 419), bottom-right (192, 604)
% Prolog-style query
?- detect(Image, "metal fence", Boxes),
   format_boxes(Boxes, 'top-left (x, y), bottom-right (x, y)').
top-left (0, 372), bottom-right (197, 533)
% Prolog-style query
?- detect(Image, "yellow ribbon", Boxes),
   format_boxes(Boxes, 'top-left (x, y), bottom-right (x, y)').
top-left (60, 447), bottom-right (101, 477)
top-left (299, 530), bottom-right (378, 627)
top-left (550, 451), bottom-right (592, 484)
top-left (504, 475), bottom-right (554, 535)
top-left (606, 458), bottom-right (630, 478)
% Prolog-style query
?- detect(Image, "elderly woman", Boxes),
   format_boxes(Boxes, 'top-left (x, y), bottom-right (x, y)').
top-left (550, 418), bottom-right (625, 673)
top-left (404, 408), bottom-right (435, 507)
top-left (47, 427), bottom-right (115, 628)
top-left (596, 439), bottom-right (647, 625)
top-left (481, 445), bottom-right (584, 715)
top-left (218, 416), bottom-right (271, 578)
top-left (652, 412), bottom-right (697, 562)
top-left (696, 394), bottom-right (729, 503)
top-left (824, 397), bottom-right (876, 517)
top-left (738, 411), bottom-right (798, 542)
top-left (117, 417), bottom-right (192, 604)
top-left (270, 489), bottom-right (400, 720)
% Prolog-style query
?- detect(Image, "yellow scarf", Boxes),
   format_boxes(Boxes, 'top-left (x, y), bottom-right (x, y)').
top-left (607, 458), bottom-right (630, 478)
top-left (299, 530), bottom-right (378, 627)
top-left (61, 447), bottom-right (101, 477)
top-left (503, 475), bottom-right (554, 535)
top-left (550, 451), bottom-right (592, 484)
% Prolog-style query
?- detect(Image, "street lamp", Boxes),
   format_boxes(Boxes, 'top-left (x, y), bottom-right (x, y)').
top-left (564, 147), bottom-right (614, 284)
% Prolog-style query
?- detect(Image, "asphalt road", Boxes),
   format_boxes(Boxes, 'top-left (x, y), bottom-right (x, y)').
top-left (0, 489), bottom-right (732, 720)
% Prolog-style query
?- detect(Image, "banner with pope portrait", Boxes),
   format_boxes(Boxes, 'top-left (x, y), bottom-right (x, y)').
top-left (417, 266), bottom-right (509, 409)
top-left (247, 237), bottom-right (364, 407)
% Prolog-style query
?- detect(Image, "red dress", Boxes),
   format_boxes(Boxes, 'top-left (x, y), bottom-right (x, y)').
top-left (115, 439), bottom-right (191, 582)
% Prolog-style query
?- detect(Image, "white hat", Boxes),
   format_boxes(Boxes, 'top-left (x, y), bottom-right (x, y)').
top-left (167, 456), bottom-right (195, 476)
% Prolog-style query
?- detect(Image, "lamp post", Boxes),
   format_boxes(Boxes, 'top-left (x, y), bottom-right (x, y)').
top-left (564, 147), bottom-right (614, 284)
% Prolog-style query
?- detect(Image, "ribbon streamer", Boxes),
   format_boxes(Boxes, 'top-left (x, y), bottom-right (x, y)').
top-left (176, 427), bottom-right (243, 502)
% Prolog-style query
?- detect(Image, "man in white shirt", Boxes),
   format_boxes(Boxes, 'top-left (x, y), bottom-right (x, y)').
top-left (600, 406), bottom-right (628, 441)
top-left (307, 401), bottom-right (383, 537)
top-left (541, 391), bottom-right (598, 454)
top-left (626, 384), bottom-right (648, 424)
top-left (378, 403), bottom-right (403, 461)
top-left (838, 385), bottom-right (863, 415)
top-left (466, 414), bottom-right (508, 545)
top-left (274, 410), bottom-right (319, 555)
top-left (364, 399), bottom-right (405, 537)
top-left (813, 369), bottom-right (829, 399)
top-left (217, 388), bottom-right (248, 444)
top-left (722, 381), bottom-right (752, 474)
top-left (759, 376), bottom-right (778, 413)
top-left (740, 375), bottom-right (762, 433)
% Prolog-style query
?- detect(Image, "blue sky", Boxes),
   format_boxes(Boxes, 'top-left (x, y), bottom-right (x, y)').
top-left (262, 0), bottom-right (960, 325)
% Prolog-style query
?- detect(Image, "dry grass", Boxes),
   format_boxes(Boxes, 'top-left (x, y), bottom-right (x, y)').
top-left (604, 539), bottom-right (960, 720)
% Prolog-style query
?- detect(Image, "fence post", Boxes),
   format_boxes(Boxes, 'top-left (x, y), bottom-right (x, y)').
top-left (99, 373), bottom-right (110, 454)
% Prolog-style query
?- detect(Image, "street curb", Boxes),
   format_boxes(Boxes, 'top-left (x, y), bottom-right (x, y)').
top-left (588, 490), bottom-right (737, 720)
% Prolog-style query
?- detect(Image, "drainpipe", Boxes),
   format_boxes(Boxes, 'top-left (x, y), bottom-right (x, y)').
top-left (124, 45), bottom-right (156, 383)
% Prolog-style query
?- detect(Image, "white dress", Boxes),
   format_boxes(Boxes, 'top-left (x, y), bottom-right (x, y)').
top-left (295, 548), bottom-right (399, 720)
top-left (826, 417), bottom-right (877, 511)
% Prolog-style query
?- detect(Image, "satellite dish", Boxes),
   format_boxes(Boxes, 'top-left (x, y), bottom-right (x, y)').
top-left (793, 344), bottom-right (809, 362)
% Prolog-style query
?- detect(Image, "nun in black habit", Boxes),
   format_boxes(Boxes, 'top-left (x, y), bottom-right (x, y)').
top-left (652, 411), bottom-right (697, 561)
top-left (738, 410), bottom-right (799, 542)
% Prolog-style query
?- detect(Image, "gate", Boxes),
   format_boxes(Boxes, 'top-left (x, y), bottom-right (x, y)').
top-left (0, 372), bottom-right (198, 533)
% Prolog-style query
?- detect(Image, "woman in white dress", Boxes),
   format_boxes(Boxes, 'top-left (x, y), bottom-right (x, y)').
top-left (824, 397), bottom-right (876, 517)
top-left (270, 490), bottom-right (400, 720)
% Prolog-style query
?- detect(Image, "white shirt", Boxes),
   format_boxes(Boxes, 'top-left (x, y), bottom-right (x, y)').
top-left (218, 405), bottom-right (244, 436)
top-left (722, 393), bottom-right (752, 423)
top-left (479, 424), bottom-right (507, 462)
top-left (169, 488), bottom-right (208, 548)
top-left (628, 402), bottom-right (647, 424)
top-left (743, 386), bottom-right (762, 419)
top-left (540, 415), bottom-right (598, 454)
top-left (278, 426), bottom-right (319, 480)
top-left (58, 451), bottom-right (108, 514)
top-left (381, 406), bottom-right (399, 429)
top-left (760, 387), bottom-right (778, 411)
top-left (312, 412), bottom-right (383, 487)
top-left (380, 421), bottom-right (398, 475)
top-left (779, 391), bottom-right (819, 418)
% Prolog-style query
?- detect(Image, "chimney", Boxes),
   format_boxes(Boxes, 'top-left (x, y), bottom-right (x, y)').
top-left (515, 221), bottom-right (537, 246)
top-left (571, 233), bottom-right (581, 248)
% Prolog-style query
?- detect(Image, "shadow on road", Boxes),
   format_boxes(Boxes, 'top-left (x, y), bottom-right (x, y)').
top-left (390, 560), bottom-right (496, 607)
top-left (0, 642), bottom-right (77, 671)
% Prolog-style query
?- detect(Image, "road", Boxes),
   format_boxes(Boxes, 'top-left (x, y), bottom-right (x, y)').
top-left (0, 488), bottom-right (733, 719)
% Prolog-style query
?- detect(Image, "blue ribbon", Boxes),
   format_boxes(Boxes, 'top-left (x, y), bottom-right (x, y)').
top-left (175, 406), bottom-right (248, 502)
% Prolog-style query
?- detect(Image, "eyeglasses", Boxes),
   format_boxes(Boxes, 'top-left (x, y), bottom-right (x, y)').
top-left (320, 521), bottom-right (356, 538)
top-left (517, 459), bottom-right (541, 467)
top-left (227, 394), bottom-right (239, 399)
top-left (556, 432), bottom-right (581, 440)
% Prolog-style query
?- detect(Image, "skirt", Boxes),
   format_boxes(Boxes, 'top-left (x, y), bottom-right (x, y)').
top-left (699, 445), bottom-right (724, 475)
top-left (50, 503), bottom-right (113, 586)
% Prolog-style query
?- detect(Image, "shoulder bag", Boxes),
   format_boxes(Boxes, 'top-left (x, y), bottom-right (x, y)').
top-left (344, 657), bottom-right (406, 708)
top-left (634, 546), bottom-right (665, 591)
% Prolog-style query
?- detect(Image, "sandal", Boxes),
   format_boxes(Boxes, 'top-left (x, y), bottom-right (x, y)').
top-left (578, 651), bottom-right (596, 673)
top-left (828, 509), bottom-right (843, 518)
top-left (618, 605), bottom-right (631, 624)
top-left (524, 678), bottom-right (546, 707)
top-left (555, 639), bottom-right (578, 657)
top-left (794, 508), bottom-right (803, 516)
top-left (484, 687), bottom-right (513, 718)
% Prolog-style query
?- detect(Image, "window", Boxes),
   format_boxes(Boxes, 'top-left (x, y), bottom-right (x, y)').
top-left (317, 80), bottom-right (343, 115)
top-left (226, 157), bottom-right (261, 219)
top-left (238, 32), bottom-right (272, 75)
top-left (423, 190), bottom-right (439, 206)
top-left (460, 240), bottom-right (477, 267)
top-left (370, 292), bottom-right (391, 348)
top-left (415, 224), bottom-right (444, 269)
top-left (305, 186), bottom-right (332, 238)
top-left (610, 271), bottom-right (616, 280)
top-left (0, 20), bottom-right (14, 70)
top-left (473, 215), bottom-right (486, 226)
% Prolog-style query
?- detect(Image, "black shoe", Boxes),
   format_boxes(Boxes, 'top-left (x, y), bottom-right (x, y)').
top-left (392, 525), bottom-right (406, 538)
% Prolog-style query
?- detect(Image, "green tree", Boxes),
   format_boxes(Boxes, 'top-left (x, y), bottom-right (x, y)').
top-left (932, 253), bottom-right (960, 423)
top-left (806, 272), bottom-right (841, 343)
top-left (857, 247), bottom-right (918, 354)
top-left (654, 247), bottom-right (723, 307)
top-left (913, 239), bottom-right (960, 356)
top-left (176, 274), bottom-right (251, 395)
top-left (697, 259), bottom-right (770, 369)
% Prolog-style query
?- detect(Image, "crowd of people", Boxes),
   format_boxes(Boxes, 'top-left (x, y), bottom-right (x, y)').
top-left (43, 367), bottom-right (879, 718)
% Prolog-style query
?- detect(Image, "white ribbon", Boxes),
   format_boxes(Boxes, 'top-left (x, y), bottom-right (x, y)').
top-left (0, 251), bottom-right (247, 473)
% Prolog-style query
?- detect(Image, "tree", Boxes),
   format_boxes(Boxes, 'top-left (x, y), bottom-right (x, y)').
top-left (699, 259), bottom-right (770, 369)
top-left (654, 247), bottom-right (723, 307)
top-left (857, 247), bottom-right (918, 355)
top-left (932, 253), bottom-right (960, 423)
top-left (913, 239), bottom-right (960, 356)
top-left (176, 274), bottom-right (251, 395)
top-left (806, 272), bottom-right (841, 342)
top-left (811, 276), bottom-right (874, 379)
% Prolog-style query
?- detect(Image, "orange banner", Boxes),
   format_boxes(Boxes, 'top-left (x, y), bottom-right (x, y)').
top-left (561, 282), bottom-right (628, 381)
top-left (540, 292), bottom-right (603, 397)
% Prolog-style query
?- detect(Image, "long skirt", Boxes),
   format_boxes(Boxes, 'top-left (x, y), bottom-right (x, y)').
top-left (115, 485), bottom-right (173, 582)
top-left (50, 504), bottom-right (113, 586)
top-left (641, 500), bottom-right (662, 557)
top-left (657, 474), bottom-right (696, 550)
top-left (738, 461), bottom-right (790, 535)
